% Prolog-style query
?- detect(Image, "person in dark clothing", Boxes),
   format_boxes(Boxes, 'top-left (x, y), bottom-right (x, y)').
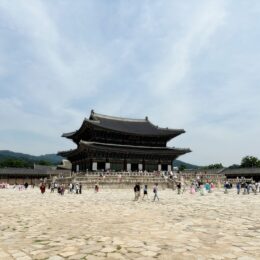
top-left (143, 184), bottom-right (148, 199)
top-left (136, 183), bottom-right (141, 200)
top-left (134, 184), bottom-right (140, 200)
top-left (79, 183), bottom-right (82, 194)
top-left (177, 182), bottom-right (182, 195)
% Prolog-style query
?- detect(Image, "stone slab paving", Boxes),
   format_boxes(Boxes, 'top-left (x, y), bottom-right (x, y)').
top-left (0, 188), bottom-right (260, 259)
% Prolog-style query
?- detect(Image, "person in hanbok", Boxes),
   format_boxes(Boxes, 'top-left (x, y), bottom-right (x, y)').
top-left (40, 183), bottom-right (46, 194)
top-left (190, 183), bottom-right (196, 194)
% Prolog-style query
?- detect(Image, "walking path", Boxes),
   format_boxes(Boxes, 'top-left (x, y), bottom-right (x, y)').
top-left (0, 188), bottom-right (259, 259)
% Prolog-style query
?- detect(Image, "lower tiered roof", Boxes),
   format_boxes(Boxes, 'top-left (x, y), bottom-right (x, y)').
top-left (58, 141), bottom-right (191, 158)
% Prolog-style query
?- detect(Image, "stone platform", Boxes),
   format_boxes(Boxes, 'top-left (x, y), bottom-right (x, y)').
top-left (0, 188), bottom-right (260, 259)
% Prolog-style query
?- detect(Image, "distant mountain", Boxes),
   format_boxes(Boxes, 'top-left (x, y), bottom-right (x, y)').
top-left (0, 150), bottom-right (63, 165)
top-left (173, 159), bottom-right (199, 169)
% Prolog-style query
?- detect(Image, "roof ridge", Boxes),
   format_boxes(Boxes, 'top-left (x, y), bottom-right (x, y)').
top-left (91, 110), bottom-right (148, 122)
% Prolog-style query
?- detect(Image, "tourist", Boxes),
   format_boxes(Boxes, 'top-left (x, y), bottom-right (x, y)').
top-left (205, 182), bottom-right (210, 192)
top-left (153, 183), bottom-right (159, 201)
top-left (58, 184), bottom-right (65, 195)
top-left (199, 183), bottom-right (205, 196)
top-left (210, 182), bottom-right (215, 192)
top-left (133, 183), bottom-right (140, 200)
top-left (79, 183), bottom-right (82, 194)
top-left (69, 183), bottom-right (73, 193)
top-left (62, 184), bottom-right (65, 195)
top-left (252, 182), bottom-right (257, 195)
top-left (75, 183), bottom-right (79, 194)
top-left (40, 183), bottom-right (46, 194)
top-left (95, 183), bottom-right (99, 192)
top-left (247, 183), bottom-right (250, 194)
top-left (243, 182), bottom-right (247, 194)
top-left (236, 182), bottom-right (241, 194)
top-left (177, 182), bottom-right (181, 195)
top-left (143, 184), bottom-right (148, 200)
top-left (50, 183), bottom-right (55, 193)
top-left (136, 183), bottom-right (140, 200)
top-left (24, 182), bottom-right (29, 189)
top-left (224, 181), bottom-right (229, 194)
top-left (134, 184), bottom-right (138, 200)
top-left (190, 183), bottom-right (196, 194)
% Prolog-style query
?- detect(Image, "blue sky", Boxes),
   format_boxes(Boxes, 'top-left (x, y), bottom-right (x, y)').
top-left (0, 0), bottom-right (260, 166)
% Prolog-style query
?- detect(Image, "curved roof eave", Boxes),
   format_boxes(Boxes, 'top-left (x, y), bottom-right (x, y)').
top-left (79, 140), bottom-right (191, 154)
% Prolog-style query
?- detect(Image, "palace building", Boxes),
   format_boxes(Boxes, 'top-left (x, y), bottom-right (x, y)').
top-left (58, 110), bottom-right (191, 172)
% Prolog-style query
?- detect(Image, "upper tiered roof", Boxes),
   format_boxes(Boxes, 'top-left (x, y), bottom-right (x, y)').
top-left (62, 110), bottom-right (185, 140)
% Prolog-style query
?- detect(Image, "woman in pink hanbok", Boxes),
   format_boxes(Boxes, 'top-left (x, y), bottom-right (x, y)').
top-left (190, 183), bottom-right (196, 194)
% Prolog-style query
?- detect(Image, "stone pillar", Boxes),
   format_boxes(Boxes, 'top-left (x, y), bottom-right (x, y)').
top-left (92, 162), bottom-right (97, 171)
top-left (158, 164), bottom-right (161, 171)
top-left (138, 163), bottom-right (143, 171)
top-left (168, 165), bottom-right (172, 172)
top-left (76, 164), bottom-right (79, 173)
top-left (127, 163), bottom-right (131, 171)
top-left (105, 162), bottom-right (110, 170)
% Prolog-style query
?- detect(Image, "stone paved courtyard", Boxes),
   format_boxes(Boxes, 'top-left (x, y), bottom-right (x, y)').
top-left (0, 188), bottom-right (260, 260)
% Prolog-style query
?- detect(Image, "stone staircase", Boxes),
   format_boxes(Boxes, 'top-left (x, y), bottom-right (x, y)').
top-left (51, 173), bottom-right (168, 189)
top-left (50, 171), bottom-right (228, 189)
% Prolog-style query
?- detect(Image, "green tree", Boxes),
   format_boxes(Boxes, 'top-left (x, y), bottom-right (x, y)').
top-left (0, 158), bottom-right (33, 168)
top-left (206, 163), bottom-right (223, 169)
top-left (179, 164), bottom-right (186, 171)
top-left (38, 160), bottom-right (52, 166)
top-left (241, 156), bottom-right (260, 168)
top-left (228, 164), bottom-right (240, 169)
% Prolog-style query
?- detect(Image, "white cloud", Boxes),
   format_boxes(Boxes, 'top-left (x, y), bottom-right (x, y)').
top-left (0, 0), bottom-right (259, 165)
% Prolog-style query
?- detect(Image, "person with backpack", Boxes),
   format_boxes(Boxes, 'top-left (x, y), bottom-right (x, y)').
top-left (153, 183), bottom-right (159, 201)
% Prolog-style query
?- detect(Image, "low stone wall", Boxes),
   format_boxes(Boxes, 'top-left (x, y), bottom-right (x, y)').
top-left (0, 177), bottom-right (43, 185)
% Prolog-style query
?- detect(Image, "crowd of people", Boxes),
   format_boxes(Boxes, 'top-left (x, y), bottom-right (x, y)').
top-left (1, 176), bottom-right (260, 199)
top-left (34, 179), bottom-right (260, 199)
top-left (133, 183), bottom-right (159, 201)
top-left (0, 182), bottom-right (9, 189)
top-left (0, 182), bottom-right (33, 190)
top-left (229, 179), bottom-right (260, 195)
